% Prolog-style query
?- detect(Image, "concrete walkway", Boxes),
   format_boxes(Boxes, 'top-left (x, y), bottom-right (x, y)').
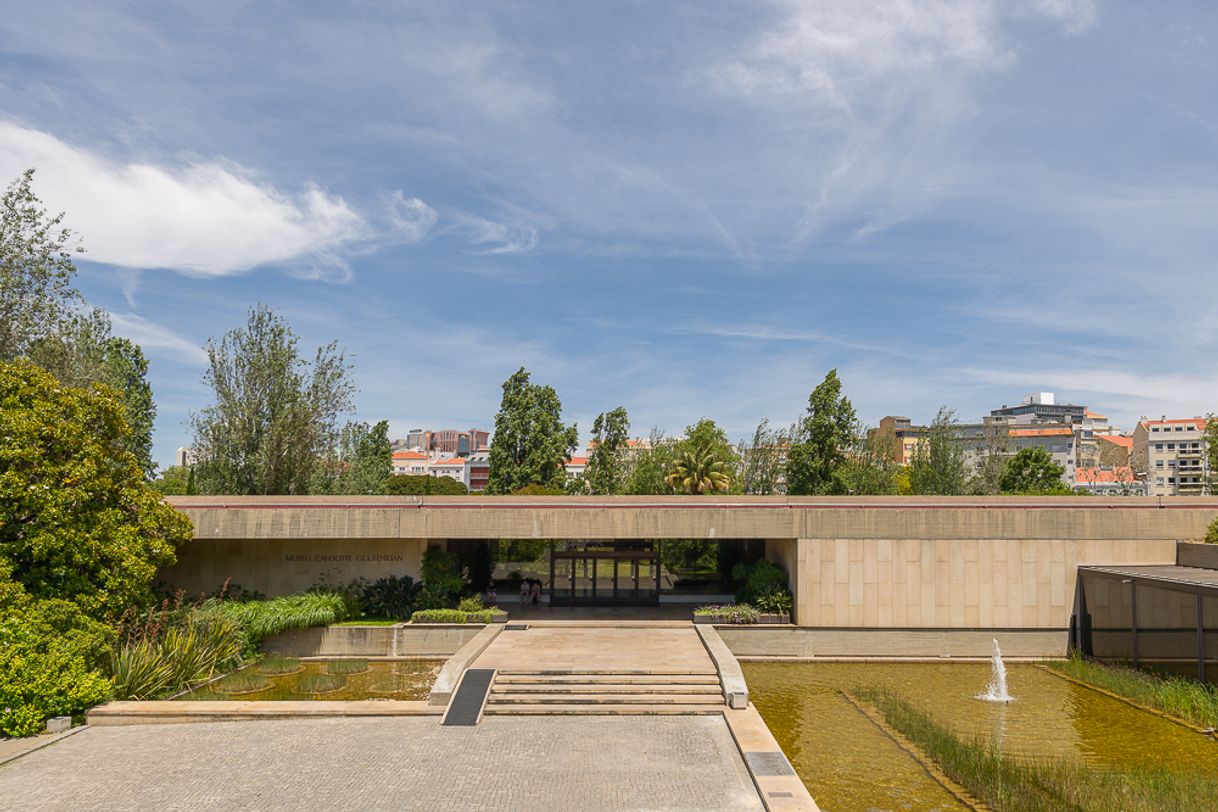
top-left (0, 716), bottom-right (764, 811)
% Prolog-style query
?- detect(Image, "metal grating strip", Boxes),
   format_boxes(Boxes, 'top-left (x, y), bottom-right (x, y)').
top-left (745, 751), bottom-right (796, 777)
top-left (504, 623), bottom-right (529, 631)
top-left (442, 669), bottom-right (495, 726)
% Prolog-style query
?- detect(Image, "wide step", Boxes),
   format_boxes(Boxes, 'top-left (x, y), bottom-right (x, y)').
top-left (490, 693), bottom-right (719, 705)
top-left (495, 674), bottom-right (720, 685)
top-left (483, 704), bottom-right (726, 716)
top-left (491, 684), bottom-right (722, 695)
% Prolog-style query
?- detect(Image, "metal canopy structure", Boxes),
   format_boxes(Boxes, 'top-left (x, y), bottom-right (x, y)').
top-left (1075, 564), bottom-right (1218, 682)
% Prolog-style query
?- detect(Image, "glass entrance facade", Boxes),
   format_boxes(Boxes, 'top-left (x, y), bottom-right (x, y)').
top-left (549, 541), bottom-right (661, 606)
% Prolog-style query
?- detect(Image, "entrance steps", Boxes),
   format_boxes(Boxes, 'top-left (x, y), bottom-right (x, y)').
top-left (484, 670), bottom-right (726, 715)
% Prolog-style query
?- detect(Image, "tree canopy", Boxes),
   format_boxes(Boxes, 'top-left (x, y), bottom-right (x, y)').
top-left (583, 407), bottom-right (630, 495)
top-left (999, 447), bottom-right (1069, 494)
top-left (909, 406), bottom-right (970, 495)
top-left (786, 370), bottom-right (858, 495)
top-left (0, 360), bottom-right (192, 620)
top-left (738, 419), bottom-right (791, 495)
top-left (665, 448), bottom-right (732, 494)
top-left (190, 305), bottom-right (355, 495)
top-left (383, 474), bottom-right (469, 495)
top-left (486, 367), bottom-right (577, 494)
top-left (312, 420), bottom-right (392, 495)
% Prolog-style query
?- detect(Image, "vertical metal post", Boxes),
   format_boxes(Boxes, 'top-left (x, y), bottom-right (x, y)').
top-left (1130, 581), bottom-right (1139, 669)
top-left (1199, 594), bottom-right (1207, 684)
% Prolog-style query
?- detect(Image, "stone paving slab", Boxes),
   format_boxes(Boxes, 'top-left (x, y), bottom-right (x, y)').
top-left (0, 715), bottom-right (763, 811)
top-left (473, 626), bottom-right (716, 674)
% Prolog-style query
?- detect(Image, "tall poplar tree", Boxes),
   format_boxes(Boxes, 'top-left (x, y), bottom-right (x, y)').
top-left (584, 406), bottom-right (630, 495)
top-left (486, 367), bottom-right (577, 494)
top-left (190, 305), bottom-right (354, 495)
top-left (909, 406), bottom-right (970, 495)
top-left (785, 369), bottom-right (858, 495)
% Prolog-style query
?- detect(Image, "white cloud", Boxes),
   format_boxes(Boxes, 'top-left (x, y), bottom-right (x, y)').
top-left (107, 311), bottom-right (208, 365)
top-left (457, 215), bottom-right (539, 254)
top-left (0, 121), bottom-right (367, 276)
top-left (383, 191), bottom-right (438, 243)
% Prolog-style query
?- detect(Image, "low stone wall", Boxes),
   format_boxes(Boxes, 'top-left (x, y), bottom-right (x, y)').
top-left (1177, 542), bottom-right (1218, 569)
top-left (716, 626), bottom-right (1068, 659)
top-left (262, 624), bottom-right (484, 658)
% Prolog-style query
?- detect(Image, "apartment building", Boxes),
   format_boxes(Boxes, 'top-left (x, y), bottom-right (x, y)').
top-left (396, 428), bottom-right (490, 456)
top-left (873, 416), bottom-right (924, 465)
top-left (1133, 417), bottom-right (1211, 496)
top-left (391, 450), bottom-right (430, 476)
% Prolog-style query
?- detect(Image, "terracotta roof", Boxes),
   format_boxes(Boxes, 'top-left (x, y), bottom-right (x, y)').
top-left (392, 450), bottom-right (428, 460)
top-left (565, 457), bottom-right (588, 466)
top-left (1085, 410), bottom-right (1106, 419)
top-left (429, 458), bottom-right (467, 466)
top-left (1075, 466), bottom-right (1136, 484)
top-left (1009, 427), bottom-right (1074, 437)
top-left (1097, 435), bottom-right (1133, 448)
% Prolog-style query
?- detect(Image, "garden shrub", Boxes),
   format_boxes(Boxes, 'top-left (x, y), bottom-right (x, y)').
top-left (410, 609), bottom-right (498, 624)
top-left (358, 575), bottom-right (420, 619)
top-left (754, 588), bottom-right (793, 614)
top-left (0, 577), bottom-right (114, 736)
top-left (1205, 516), bottom-right (1218, 544)
top-left (383, 474), bottom-right (469, 495)
top-left (693, 604), bottom-right (759, 624)
top-left (732, 559), bottom-right (790, 604)
top-left (418, 547), bottom-right (463, 609)
top-left (457, 595), bottom-right (485, 613)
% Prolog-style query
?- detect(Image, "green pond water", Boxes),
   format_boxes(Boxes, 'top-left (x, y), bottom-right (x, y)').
top-left (743, 661), bottom-right (1218, 812)
top-left (176, 659), bottom-right (443, 701)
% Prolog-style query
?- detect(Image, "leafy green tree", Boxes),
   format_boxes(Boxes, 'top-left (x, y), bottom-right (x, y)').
top-left (786, 369), bottom-right (859, 495)
top-left (738, 419), bottom-right (792, 495)
top-left (383, 474), bottom-right (469, 495)
top-left (840, 428), bottom-right (901, 495)
top-left (1205, 516), bottom-right (1218, 544)
top-left (486, 367), bottom-right (577, 494)
top-left (0, 170), bottom-right (83, 360)
top-left (969, 420), bottom-right (1011, 496)
top-left (0, 360), bottom-right (192, 620)
top-left (1, 172), bottom-right (157, 476)
top-left (1206, 414), bottom-right (1218, 496)
top-left (624, 430), bottom-right (677, 495)
top-left (999, 447), bottom-right (1069, 494)
top-left (150, 465), bottom-right (195, 495)
top-left (909, 407), bottom-right (970, 495)
top-left (190, 305), bottom-right (354, 495)
top-left (665, 448), bottom-right (732, 494)
top-left (584, 407), bottom-right (630, 495)
top-left (313, 420), bottom-right (392, 494)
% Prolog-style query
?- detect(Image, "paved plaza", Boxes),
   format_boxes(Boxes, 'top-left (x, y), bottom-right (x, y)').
top-left (0, 715), bottom-right (764, 811)
top-left (473, 624), bottom-right (716, 674)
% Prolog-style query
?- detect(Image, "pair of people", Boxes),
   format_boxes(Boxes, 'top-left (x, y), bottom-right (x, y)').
top-left (518, 578), bottom-right (543, 605)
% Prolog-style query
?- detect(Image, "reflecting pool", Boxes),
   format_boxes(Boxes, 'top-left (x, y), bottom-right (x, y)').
top-left (743, 661), bottom-right (1218, 812)
top-left (176, 659), bottom-right (443, 702)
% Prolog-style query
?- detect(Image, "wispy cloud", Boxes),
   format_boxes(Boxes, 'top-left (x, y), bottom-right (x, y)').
top-left (107, 311), bottom-right (207, 366)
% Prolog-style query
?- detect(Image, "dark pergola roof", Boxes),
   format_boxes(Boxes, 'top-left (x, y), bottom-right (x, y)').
top-left (1078, 564), bottom-right (1218, 598)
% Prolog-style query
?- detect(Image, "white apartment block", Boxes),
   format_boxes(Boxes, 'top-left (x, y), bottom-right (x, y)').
top-left (1133, 418), bottom-right (1210, 496)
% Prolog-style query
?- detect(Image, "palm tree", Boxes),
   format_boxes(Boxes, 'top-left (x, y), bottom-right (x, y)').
top-left (665, 449), bottom-right (732, 494)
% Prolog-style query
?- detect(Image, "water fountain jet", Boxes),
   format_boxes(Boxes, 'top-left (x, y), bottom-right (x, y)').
top-left (976, 638), bottom-right (1014, 703)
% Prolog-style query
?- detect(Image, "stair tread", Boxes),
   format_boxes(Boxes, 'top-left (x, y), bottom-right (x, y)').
top-left (495, 675), bottom-right (720, 684)
top-left (491, 685), bottom-right (722, 694)
top-left (484, 705), bottom-right (725, 715)
top-left (489, 693), bottom-right (722, 704)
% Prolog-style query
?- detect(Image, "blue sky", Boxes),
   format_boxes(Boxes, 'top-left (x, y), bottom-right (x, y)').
top-left (2, 2), bottom-right (1216, 469)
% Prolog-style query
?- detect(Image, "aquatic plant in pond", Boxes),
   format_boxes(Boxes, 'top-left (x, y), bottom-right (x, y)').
top-left (256, 655), bottom-right (302, 675)
top-left (214, 669), bottom-right (271, 695)
top-left (1047, 655), bottom-right (1218, 729)
top-left (174, 660), bottom-right (442, 702)
top-left (326, 658), bottom-right (369, 675)
top-left (856, 688), bottom-right (1218, 812)
top-left (298, 672), bottom-right (346, 693)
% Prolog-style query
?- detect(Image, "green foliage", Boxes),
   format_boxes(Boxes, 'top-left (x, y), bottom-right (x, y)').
top-left (358, 575), bottom-right (420, 620)
top-left (585, 406), bottom-right (630, 495)
top-left (1000, 447), bottom-right (1069, 494)
top-left (665, 448), bottom-right (732, 494)
top-left (255, 655), bottom-right (301, 675)
top-left (410, 608), bottom-right (500, 623)
top-left (298, 672), bottom-right (346, 692)
top-left (738, 419), bottom-right (792, 495)
top-left (1048, 655), bottom-right (1218, 729)
top-left (1204, 414), bottom-right (1218, 495)
top-left (858, 687), bottom-right (1218, 812)
top-left (624, 429), bottom-right (678, 494)
top-left (840, 427), bottom-right (901, 495)
top-left (457, 595), bottom-right (485, 612)
top-left (109, 601), bottom-right (246, 700)
top-left (662, 539), bottom-right (719, 578)
top-left (786, 369), bottom-right (859, 495)
top-left (754, 588), bottom-right (793, 614)
top-left (693, 604), bottom-right (759, 624)
top-left (418, 547), bottom-right (463, 609)
top-left (190, 304), bottom-right (355, 495)
top-left (326, 658), bottom-right (369, 675)
top-left (151, 465), bottom-right (195, 495)
top-left (0, 360), bottom-right (192, 620)
top-left (0, 575), bottom-right (114, 737)
top-left (383, 474), bottom-right (469, 495)
top-left (219, 592), bottom-right (350, 645)
top-left (909, 406), bottom-right (969, 495)
top-left (213, 668), bottom-right (271, 694)
top-left (486, 367), bottom-right (578, 494)
top-left (312, 420), bottom-right (392, 495)
top-left (732, 559), bottom-right (790, 604)
top-left (1206, 516), bottom-right (1218, 544)
top-left (509, 483), bottom-right (565, 495)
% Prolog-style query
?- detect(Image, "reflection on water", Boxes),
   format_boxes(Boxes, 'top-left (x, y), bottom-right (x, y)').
top-left (743, 661), bottom-right (1218, 812)
top-left (177, 659), bottom-right (443, 702)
